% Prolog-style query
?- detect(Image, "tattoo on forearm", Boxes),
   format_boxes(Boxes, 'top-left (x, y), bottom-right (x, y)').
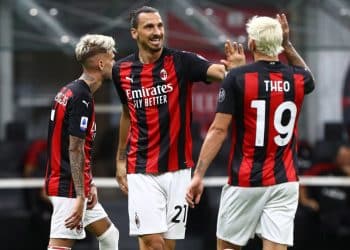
top-left (196, 160), bottom-right (207, 174)
top-left (285, 45), bottom-right (307, 68)
top-left (69, 137), bottom-right (85, 197)
top-left (119, 149), bottom-right (127, 161)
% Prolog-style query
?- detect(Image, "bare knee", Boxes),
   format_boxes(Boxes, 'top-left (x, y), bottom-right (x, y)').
top-left (139, 234), bottom-right (165, 250)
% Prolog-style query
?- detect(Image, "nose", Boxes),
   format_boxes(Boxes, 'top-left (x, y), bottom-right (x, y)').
top-left (153, 26), bottom-right (162, 36)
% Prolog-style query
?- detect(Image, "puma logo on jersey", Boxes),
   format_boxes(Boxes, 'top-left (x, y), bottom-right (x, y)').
top-left (82, 100), bottom-right (89, 108)
top-left (126, 76), bottom-right (134, 83)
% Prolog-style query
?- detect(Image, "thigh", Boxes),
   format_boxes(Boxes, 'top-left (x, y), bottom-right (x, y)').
top-left (84, 202), bottom-right (108, 228)
top-left (164, 168), bottom-right (191, 239)
top-left (48, 238), bottom-right (75, 249)
top-left (262, 238), bottom-right (287, 250)
top-left (127, 173), bottom-right (167, 236)
top-left (216, 185), bottom-right (268, 246)
top-left (138, 235), bottom-right (176, 250)
top-left (85, 217), bottom-right (111, 238)
top-left (259, 182), bottom-right (299, 246)
top-left (217, 238), bottom-right (241, 250)
top-left (165, 239), bottom-right (176, 250)
top-left (49, 196), bottom-right (87, 240)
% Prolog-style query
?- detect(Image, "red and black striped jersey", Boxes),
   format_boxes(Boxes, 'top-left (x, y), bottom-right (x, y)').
top-left (113, 47), bottom-right (211, 174)
top-left (45, 80), bottom-right (96, 197)
top-left (217, 60), bottom-right (315, 187)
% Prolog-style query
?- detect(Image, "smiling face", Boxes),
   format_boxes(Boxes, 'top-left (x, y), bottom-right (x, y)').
top-left (131, 12), bottom-right (164, 54)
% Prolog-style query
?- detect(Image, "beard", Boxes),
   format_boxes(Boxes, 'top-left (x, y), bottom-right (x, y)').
top-left (149, 46), bottom-right (162, 52)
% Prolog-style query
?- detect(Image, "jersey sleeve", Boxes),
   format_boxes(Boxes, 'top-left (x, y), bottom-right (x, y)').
top-left (294, 66), bottom-right (315, 95)
top-left (67, 93), bottom-right (93, 139)
top-left (216, 71), bottom-right (236, 115)
top-left (112, 64), bottom-right (128, 104)
top-left (180, 51), bottom-right (212, 83)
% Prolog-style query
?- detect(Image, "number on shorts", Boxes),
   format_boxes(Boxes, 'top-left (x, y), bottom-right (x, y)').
top-left (171, 204), bottom-right (188, 223)
top-left (251, 100), bottom-right (297, 147)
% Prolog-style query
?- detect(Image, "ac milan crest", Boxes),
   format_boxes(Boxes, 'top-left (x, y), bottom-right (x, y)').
top-left (135, 212), bottom-right (140, 229)
top-left (160, 69), bottom-right (168, 81)
top-left (76, 220), bottom-right (83, 234)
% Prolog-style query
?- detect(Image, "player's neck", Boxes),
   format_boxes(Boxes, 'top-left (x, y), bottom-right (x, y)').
top-left (79, 72), bottom-right (102, 94)
top-left (254, 52), bottom-right (279, 62)
top-left (138, 48), bottom-right (162, 64)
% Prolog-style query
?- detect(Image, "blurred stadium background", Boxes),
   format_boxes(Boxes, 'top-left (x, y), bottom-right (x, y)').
top-left (0, 0), bottom-right (350, 249)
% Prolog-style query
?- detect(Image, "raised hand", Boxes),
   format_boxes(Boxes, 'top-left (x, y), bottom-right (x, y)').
top-left (220, 40), bottom-right (246, 70)
top-left (276, 13), bottom-right (290, 47)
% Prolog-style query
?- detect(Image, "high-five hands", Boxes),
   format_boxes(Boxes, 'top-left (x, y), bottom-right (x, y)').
top-left (220, 40), bottom-right (246, 70)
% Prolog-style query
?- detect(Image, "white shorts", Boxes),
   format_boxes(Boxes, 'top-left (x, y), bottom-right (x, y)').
top-left (217, 182), bottom-right (299, 246)
top-left (127, 168), bottom-right (191, 239)
top-left (49, 196), bottom-right (108, 239)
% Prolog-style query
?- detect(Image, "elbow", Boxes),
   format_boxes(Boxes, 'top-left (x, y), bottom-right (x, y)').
top-left (209, 126), bottom-right (228, 141)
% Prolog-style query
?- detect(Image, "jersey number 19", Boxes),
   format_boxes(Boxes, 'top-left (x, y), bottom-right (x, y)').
top-left (251, 100), bottom-right (297, 147)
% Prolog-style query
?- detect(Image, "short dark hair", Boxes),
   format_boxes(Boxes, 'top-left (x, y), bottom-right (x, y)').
top-left (130, 6), bottom-right (159, 29)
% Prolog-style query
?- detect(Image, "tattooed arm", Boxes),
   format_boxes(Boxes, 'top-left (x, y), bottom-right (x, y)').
top-left (207, 41), bottom-right (246, 81)
top-left (277, 14), bottom-right (313, 72)
top-left (64, 135), bottom-right (85, 229)
top-left (186, 113), bottom-right (232, 208)
top-left (69, 135), bottom-right (85, 197)
top-left (116, 104), bottom-right (130, 195)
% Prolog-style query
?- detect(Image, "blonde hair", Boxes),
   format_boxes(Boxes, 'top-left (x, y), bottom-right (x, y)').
top-left (246, 16), bottom-right (283, 57)
top-left (75, 34), bottom-right (115, 63)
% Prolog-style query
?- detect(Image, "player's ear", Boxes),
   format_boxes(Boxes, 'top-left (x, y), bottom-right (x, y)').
top-left (248, 39), bottom-right (256, 52)
top-left (131, 28), bottom-right (138, 40)
top-left (98, 59), bottom-right (104, 71)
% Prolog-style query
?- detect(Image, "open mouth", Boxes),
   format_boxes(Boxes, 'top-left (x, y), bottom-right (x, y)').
top-left (149, 37), bottom-right (162, 46)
